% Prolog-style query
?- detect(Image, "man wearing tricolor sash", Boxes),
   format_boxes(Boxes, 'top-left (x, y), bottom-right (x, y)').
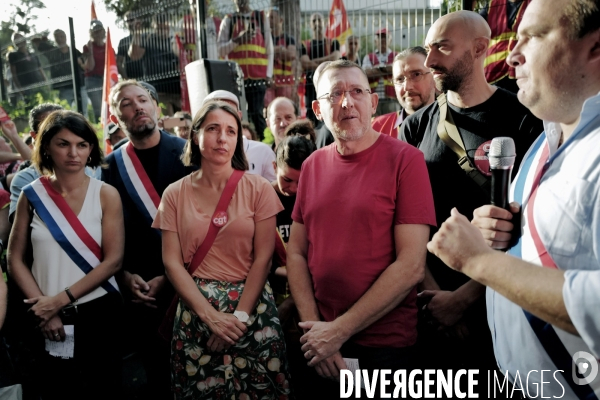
top-left (428, 0), bottom-right (600, 397)
top-left (103, 80), bottom-right (195, 398)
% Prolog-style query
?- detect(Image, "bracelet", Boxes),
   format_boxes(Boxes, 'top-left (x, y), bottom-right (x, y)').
top-left (65, 287), bottom-right (77, 304)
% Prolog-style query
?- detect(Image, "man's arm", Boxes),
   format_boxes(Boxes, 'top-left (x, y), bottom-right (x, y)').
top-left (0, 277), bottom-right (6, 330)
top-left (1, 120), bottom-right (31, 160)
top-left (428, 208), bottom-right (577, 334)
top-left (128, 31), bottom-right (145, 61)
top-left (263, 12), bottom-right (273, 79)
top-left (117, 55), bottom-right (128, 79)
top-left (299, 223), bottom-right (430, 365)
top-left (287, 221), bottom-right (321, 322)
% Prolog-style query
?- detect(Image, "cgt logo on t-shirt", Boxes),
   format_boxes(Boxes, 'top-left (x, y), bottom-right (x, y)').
top-left (474, 140), bottom-right (492, 177)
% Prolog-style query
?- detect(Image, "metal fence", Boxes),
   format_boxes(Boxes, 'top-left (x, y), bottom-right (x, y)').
top-left (1, 0), bottom-right (466, 124)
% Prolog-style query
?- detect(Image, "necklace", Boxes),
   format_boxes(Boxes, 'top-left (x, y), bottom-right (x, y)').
top-left (55, 176), bottom-right (89, 198)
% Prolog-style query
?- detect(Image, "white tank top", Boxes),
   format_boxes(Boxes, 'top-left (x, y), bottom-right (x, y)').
top-left (31, 178), bottom-right (117, 304)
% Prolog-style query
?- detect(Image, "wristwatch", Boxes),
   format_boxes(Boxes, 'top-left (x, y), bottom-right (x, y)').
top-left (233, 310), bottom-right (250, 324)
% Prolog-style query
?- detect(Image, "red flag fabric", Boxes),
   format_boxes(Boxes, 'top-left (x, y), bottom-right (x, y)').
top-left (175, 35), bottom-right (191, 113)
top-left (326, 0), bottom-right (352, 44)
top-left (91, 0), bottom-right (98, 20)
top-left (101, 29), bottom-right (118, 154)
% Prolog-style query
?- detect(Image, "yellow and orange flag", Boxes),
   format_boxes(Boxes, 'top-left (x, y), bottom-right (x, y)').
top-left (101, 29), bottom-right (118, 153)
top-left (326, 0), bottom-right (352, 45)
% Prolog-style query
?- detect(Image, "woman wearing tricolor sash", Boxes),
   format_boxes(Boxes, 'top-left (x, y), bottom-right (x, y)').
top-left (153, 102), bottom-right (292, 399)
top-left (8, 110), bottom-right (125, 400)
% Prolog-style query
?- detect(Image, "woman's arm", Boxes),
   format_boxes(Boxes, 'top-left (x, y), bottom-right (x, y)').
top-left (7, 193), bottom-right (63, 340)
top-left (235, 216), bottom-right (276, 315)
top-left (162, 230), bottom-right (247, 345)
top-left (8, 193), bottom-right (44, 300)
top-left (23, 185), bottom-right (125, 326)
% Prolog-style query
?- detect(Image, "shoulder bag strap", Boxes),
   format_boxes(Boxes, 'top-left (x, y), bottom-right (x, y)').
top-left (186, 169), bottom-right (245, 276)
top-left (437, 93), bottom-right (491, 195)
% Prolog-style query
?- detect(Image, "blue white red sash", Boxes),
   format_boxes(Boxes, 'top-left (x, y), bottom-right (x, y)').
top-left (22, 177), bottom-right (118, 293)
top-left (114, 141), bottom-right (161, 227)
top-left (509, 133), bottom-right (598, 399)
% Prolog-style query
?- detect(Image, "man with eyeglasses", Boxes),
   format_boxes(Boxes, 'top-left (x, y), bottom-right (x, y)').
top-left (372, 46), bottom-right (436, 138)
top-left (400, 10), bottom-right (542, 392)
top-left (287, 59), bottom-right (436, 398)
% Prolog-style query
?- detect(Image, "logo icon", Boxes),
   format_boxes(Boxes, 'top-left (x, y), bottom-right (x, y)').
top-left (572, 351), bottom-right (599, 385)
top-left (212, 211), bottom-right (228, 227)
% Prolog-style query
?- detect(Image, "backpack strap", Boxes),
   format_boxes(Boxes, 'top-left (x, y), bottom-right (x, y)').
top-left (437, 93), bottom-right (491, 196)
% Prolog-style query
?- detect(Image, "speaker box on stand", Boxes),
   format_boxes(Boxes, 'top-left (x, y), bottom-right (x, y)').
top-left (185, 59), bottom-right (247, 120)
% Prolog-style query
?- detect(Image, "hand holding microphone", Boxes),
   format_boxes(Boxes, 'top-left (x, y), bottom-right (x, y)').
top-left (470, 137), bottom-right (520, 250)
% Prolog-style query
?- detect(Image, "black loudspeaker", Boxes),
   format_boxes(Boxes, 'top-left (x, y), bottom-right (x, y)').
top-left (185, 59), bottom-right (247, 120)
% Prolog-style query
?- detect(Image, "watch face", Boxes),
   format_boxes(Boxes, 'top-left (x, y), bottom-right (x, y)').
top-left (234, 311), bottom-right (249, 322)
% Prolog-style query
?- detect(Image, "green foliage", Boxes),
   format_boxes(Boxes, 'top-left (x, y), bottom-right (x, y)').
top-left (1, 89), bottom-right (70, 134)
top-left (0, 0), bottom-right (47, 48)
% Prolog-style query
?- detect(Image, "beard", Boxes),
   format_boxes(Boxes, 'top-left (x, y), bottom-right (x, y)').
top-left (433, 50), bottom-right (474, 93)
top-left (125, 114), bottom-right (156, 140)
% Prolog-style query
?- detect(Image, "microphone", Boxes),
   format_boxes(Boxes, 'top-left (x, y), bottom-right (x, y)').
top-left (488, 137), bottom-right (516, 210)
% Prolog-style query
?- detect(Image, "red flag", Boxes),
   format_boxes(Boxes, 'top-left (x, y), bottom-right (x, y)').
top-left (91, 0), bottom-right (98, 20)
top-left (326, 0), bottom-right (352, 44)
top-left (175, 34), bottom-right (191, 113)
top-left (101, 29), bottom-right (118, 154)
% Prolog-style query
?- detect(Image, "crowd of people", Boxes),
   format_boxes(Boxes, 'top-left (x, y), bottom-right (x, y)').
top-left (0, 0), bottom-right (599, 399)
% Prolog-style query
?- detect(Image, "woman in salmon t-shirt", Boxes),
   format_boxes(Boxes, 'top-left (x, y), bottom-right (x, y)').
top-left (153, 101), bottom-right (292, 399)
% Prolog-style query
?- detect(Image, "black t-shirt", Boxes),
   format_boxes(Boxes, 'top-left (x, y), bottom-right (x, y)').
top-left (272, 33), bottom-right (295, 48)
top-left (8, 51), bottom-right (44, 87)
top-left (133, 144), bottom-right (160, 187)
top-left (401, 88), bottom-right (543, 290)
top-left (143, 33), bottom-right (180, 93)
top-left (276, 190), bottom-right (295, 243)
top-left (301, 39), bottom-right (340, 78)
top-left (118, 35), bottom-right (146, 79)
top-left (38, 43), bottom-right (85, 89)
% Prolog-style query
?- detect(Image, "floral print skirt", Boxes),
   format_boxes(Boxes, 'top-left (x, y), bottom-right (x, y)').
top-left (171, 278), bottom-right (292, 399)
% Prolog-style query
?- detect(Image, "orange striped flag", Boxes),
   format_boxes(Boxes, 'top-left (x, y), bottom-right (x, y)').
top-left (101, 29), bottom-right (118, 153)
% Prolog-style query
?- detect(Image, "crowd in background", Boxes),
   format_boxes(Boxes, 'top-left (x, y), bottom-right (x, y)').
top-left (0, 0), bottom-right (599, 399)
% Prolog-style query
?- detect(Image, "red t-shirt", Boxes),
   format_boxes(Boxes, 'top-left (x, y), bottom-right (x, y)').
top-left (292, 134), bottom-right (436, 348)
top-left (83, 42), bottom-right (106, 77)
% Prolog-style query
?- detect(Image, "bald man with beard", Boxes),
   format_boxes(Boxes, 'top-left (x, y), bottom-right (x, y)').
top-left (400, 10), bottom-right (542, 391)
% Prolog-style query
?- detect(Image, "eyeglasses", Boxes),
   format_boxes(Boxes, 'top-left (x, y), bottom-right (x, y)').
top-left (393, 71), bottom-right (431, 85)
top-left (317, 88), bottom-right (371, 104)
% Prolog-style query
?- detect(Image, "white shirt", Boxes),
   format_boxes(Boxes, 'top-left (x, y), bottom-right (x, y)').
top-left (243, 136), bottom-right (276, 182)
top-left (488, 91), bottom-right (600, 398)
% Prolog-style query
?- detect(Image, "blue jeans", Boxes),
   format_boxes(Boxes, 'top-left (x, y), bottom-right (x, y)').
top-left (85, 76), bottom-right (103, 122)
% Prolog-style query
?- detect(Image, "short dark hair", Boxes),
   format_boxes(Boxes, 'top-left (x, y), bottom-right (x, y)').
top-left (276, 135), bottom-right (316, 170)
top-left (284, 119), bottom-right (316, 144)
top-left (29, 103), bottom-right (64, 134)
top-left (563, 0), bottom-right (599, 39)
top-left (182, 101), bottom-right (249, 170)
top-left (32, 110), bottom-right (104, 175)
top-left (242, 121), bottom-right (258, 141)
top-left (394, 46), bottom-right (428, 62)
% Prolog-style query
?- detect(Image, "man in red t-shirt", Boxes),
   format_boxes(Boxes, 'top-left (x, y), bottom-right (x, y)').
top-left (287, 60), bottom-right (436, 396)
